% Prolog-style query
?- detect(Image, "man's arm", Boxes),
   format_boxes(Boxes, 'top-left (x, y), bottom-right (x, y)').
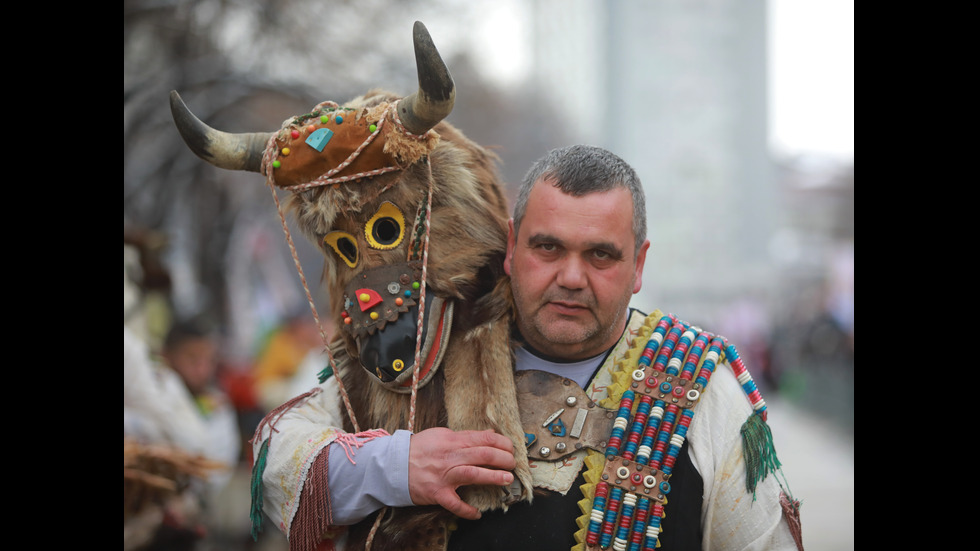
top-left (324, 430), bottom-right (414, 524)
top-left (688, 364), bottom-right (801, 551)
top-left (253, 376), bottom-right (519, 538)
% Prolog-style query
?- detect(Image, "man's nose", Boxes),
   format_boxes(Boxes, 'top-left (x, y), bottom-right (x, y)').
top-left (555, 256), bottom-right (587, 290)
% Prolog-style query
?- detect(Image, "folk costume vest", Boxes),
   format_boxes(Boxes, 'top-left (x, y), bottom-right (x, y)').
top-left (451, 308), bottom-right (791, 551)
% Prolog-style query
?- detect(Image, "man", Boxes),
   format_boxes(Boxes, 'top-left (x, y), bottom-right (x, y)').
top-left (252, 145), bottom-right (802, 550)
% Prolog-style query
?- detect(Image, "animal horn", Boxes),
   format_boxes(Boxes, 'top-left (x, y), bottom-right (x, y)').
top-left (169, 90), bottom-right (272, 174)
top-left (397, 21), bottom-right (456, 135)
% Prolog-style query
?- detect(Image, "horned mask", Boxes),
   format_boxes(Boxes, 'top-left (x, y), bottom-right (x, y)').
top-left (170, 22), bottom-right (497, 396)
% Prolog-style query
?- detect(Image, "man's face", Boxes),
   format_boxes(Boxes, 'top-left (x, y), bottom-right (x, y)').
top-left (504, 178), bottom-right (649, 360)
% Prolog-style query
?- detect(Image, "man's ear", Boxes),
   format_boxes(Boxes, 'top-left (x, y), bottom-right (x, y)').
top-left (504, 218), bottom-right (516, 276)
top-left (633, 239), bottom-right (650, 294)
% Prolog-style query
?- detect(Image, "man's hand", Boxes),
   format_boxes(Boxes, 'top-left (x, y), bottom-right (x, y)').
top-left (408, 428), bottom-right (516, 520)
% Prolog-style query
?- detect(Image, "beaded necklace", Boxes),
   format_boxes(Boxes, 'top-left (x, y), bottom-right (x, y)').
top-left (581, 313), bottom-right (770, 551)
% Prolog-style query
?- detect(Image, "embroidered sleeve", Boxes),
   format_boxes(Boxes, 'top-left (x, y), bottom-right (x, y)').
top-left (249, 376), bottom-right (410, 551)
top-left (688, 365), bottom-right (801, 551)
top-left (250, 378), bottom-right (347, 540)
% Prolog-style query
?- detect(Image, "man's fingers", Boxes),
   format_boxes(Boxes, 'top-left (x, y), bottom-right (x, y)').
top-left (454, 429), bottom-right (516, 453)
top-left (448, 444), bottom-right (517, 473)
top-left (408, 427), bottom-right (518, 513)
top-left (434, 488), bottom-right (481, 520)
top-left (446, 464), bottom-right (515, 488)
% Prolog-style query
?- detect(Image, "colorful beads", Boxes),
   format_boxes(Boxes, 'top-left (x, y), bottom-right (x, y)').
top-left (635, 404), bottom-right (662, 466)
top-left (666, 329), bottom-right (695, 375)
top-left (590, 314), bottom-right (773, 551)
top-left (369, 124), bottom-right (377, 132)
top-left (629, 497), bottom-right (651, 551)
top-left (661, 411), bottom-right (692, 474)
top-left (599, 486), bottom-right (624, 549)
top-left (623, 395), bottom-right (652, 460)
top-left (606, 390), bottom-right (635, 458)
top-left (653, 321), bottom-right (685, 372)
top-left (290, 129), bottom-right (300, 139)
top-left (638, 320), bottom-right (668, 367)
top-left (725, 343), bottom-right (768, 419)
top-left (613, 492), bottom-right (638, 551)
top-left (645, 503), bottom-right (663, 549)
top-left (649, 405), bottom-right (677, 469)
top-left (281, 147), bottom-right (291, 156)
top-left (695, 337), bottom-right (725, 387)
top-left (681, 333), bottom-right (711, 380)
top-left (586, 482), bottom-right (609, 546)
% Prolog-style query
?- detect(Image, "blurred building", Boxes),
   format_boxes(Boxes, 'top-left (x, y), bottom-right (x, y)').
top-left (528, 0), bottom-right (776, 326)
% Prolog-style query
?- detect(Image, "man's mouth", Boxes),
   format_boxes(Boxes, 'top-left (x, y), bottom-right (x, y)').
top-left (546, 300), bottom-right (589, 316)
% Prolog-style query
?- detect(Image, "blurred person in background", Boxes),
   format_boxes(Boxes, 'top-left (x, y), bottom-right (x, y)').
top-left (161, 317), bottom-right (242, 493)
top-left (124, 238), bottom-right (241, 550)
top-left (252, 309), bottom-right (325, 411)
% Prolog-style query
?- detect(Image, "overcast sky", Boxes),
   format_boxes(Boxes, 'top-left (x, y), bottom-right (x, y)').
top-left (768, 0), bottom-right (854, 162)
top-left (470, 0), bottom-right (854, 163)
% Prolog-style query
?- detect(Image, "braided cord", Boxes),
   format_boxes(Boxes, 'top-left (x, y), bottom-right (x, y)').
top-left (261, 132), bottom-right (362, 433)
top-left (407, 170), bottom-right (434, 433)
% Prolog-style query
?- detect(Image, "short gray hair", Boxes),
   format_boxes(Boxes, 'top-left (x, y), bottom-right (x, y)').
top-left (513, 145), bottom-right (646, 256)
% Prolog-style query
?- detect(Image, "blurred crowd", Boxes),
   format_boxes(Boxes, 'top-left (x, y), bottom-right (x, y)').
top-left (124, 230), bottom-right (327, 551)
top-left (714, 245), bottom-right (854, 432)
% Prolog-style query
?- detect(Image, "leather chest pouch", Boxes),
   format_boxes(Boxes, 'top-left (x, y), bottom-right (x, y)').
top-left (515, 370), bottom-right (617, 462)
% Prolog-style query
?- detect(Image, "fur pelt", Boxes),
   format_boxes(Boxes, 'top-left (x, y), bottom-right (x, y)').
top-left (285, 90), bottom-right (531, 550)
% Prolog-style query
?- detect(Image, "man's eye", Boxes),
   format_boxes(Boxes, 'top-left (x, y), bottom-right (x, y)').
top-left (591, 249), bottom-right (620, 266)
top-left (534, 243), bottom-right (562, 256)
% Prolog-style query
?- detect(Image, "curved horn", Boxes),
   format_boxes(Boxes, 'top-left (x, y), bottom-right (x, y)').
top-left (397, 21), bottom-right (456, 135)
top-left (169, 90), bottom-right (272, 173)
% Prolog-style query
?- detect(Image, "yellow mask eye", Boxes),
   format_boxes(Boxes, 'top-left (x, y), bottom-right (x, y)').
top-left (365, 202), bottom-right (405, 250)
top-left (324, 231), bottom-right (359, 268)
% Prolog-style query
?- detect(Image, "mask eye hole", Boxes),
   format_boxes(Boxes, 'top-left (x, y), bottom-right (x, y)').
top-left (324, 231), bottom-right (359, 268)
top-left (365, 202), bottom-right (405, 250)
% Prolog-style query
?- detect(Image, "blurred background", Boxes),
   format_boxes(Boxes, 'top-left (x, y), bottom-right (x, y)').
top-left (124, 0), bottom-right (853, 549)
